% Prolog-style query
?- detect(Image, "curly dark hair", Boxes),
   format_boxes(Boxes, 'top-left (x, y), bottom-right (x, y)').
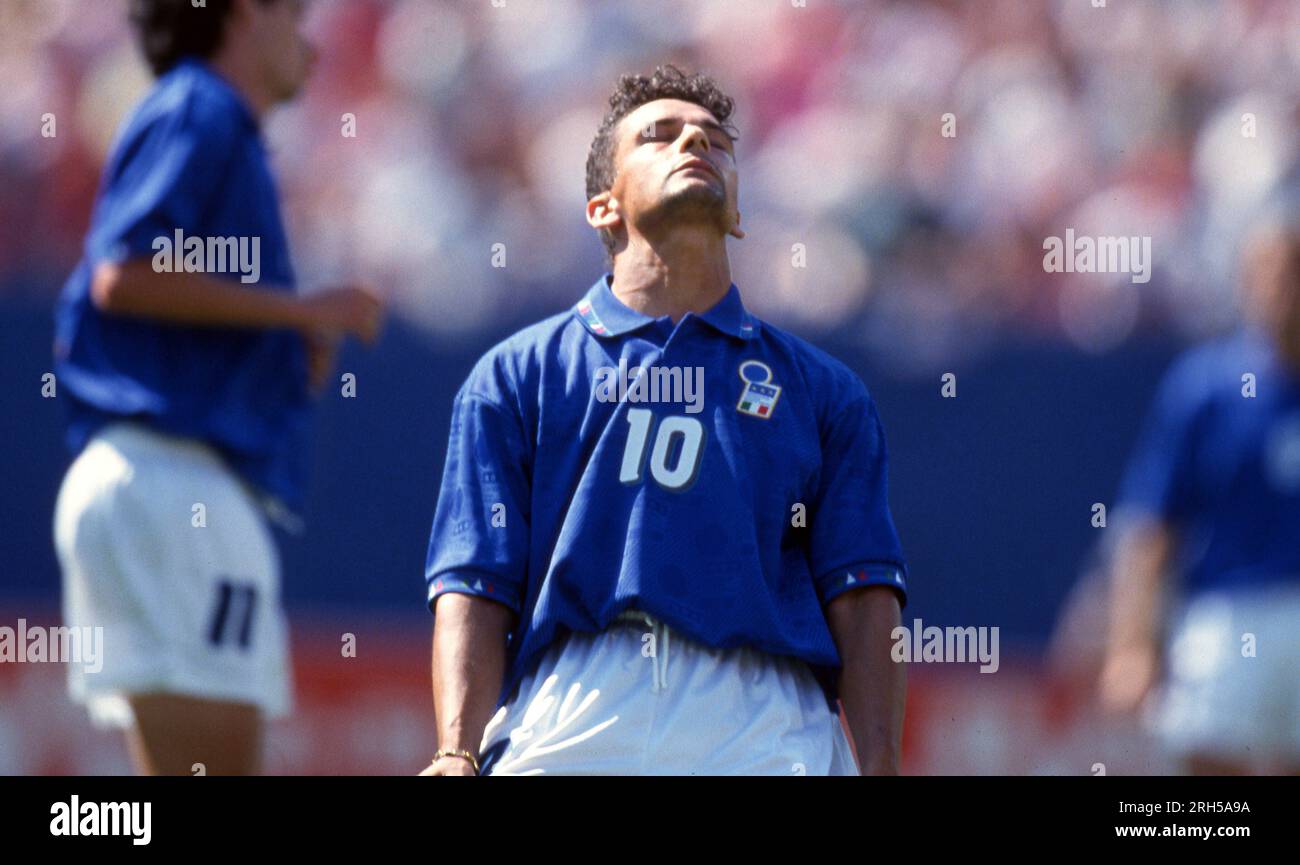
top-left (585, 65), bottom-right (738, 258)
top-left (129, 0), bottom-right (276, 76)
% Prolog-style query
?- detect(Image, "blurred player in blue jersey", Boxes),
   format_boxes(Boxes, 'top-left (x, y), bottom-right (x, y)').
top-left (52, 0), bottom-right (382, 775)
top-left (1101, 217), bottom-right (1300, 775)
top-left (421, 66), bottom-right (907, 776)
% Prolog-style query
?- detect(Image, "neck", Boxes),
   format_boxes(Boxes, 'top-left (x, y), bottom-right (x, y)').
top-left (210, 52), bottom-right (274, 120)
top-left (610, 230), bottom-right (731, 322)
top-left (1277, 338), bottom-right (1300, 374)
top-left (1250, 321), bottom-right (1300, 373)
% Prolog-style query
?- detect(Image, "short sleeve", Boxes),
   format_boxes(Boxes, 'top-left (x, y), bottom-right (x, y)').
top-left (1117, 359), bottom-right (1208, 525)
top-left (88, 101), bottom-right (237, 265)
top-left (425, 391), bottom-right (531, 615)
top-left (808, 390), bottom-right (908, 607)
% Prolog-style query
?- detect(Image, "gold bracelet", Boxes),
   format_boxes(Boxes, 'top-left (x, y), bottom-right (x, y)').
top-left (433, 748), bottom-right (480, 774)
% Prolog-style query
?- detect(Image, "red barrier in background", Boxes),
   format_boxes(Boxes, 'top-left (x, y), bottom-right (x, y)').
top-left (0, 617), bottom-right (1170, 775)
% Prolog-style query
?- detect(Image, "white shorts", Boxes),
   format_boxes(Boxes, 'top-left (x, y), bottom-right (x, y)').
top-left (1152, 584), bottom-right (1300, 765)
top-left (478, 609), bottom-right (858, 775)
top-left (53, 422), bottom-right (292, 728)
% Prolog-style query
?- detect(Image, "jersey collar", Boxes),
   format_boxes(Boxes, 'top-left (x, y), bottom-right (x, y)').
top-left (574, 273), bottom-right (760, 341)
top-left (696, 281), bottom-right (761, 341)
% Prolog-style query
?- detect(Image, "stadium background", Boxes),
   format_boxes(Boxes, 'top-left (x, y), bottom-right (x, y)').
top-left (0, 0), bottom-right (1295, 774)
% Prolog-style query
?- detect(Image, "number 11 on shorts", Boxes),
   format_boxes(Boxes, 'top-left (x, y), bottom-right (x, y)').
top-left (208, 579), bottom-right (258, 649)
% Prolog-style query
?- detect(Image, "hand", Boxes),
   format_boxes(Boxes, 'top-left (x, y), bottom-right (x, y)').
top-left (418, 755), bottom-right (479, 776)
top-left (300, 285), bottom-right (383, 344)
top-left (1098, 642), bottom-right (1160, 715)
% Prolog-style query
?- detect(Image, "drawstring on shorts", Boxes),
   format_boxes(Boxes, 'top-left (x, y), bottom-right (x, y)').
top-left (617, 609), bottom-right (670, 692)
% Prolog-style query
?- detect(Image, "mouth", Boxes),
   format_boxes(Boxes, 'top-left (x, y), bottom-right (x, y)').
top-left (672, 159), bottom-right (721, 183)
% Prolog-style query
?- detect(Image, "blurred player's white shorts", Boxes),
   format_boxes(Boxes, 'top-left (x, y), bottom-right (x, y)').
top-left (478, 609), bottom-right (858, 775)
top-left (1152, 584), bottom-right (1300, 765)
top-left (53, 421), bottom-right (292, 729)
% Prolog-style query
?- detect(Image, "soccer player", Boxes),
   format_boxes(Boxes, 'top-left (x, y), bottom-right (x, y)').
top-left (52, 0), bottom-right (382, 775)
top-left (1100, 217), bottom-right (1300, 775)
top-left (421, 66), bottom-right (907, 776)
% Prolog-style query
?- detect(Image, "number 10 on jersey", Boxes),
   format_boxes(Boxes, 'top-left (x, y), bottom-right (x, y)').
top-left (619, 408), bottom-right (706, 492)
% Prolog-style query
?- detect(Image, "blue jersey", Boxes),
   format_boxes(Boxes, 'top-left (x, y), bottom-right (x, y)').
top-left (425, 274), bottom-right (908, 712)
top-left (1119, 330), bottom-right (1300, 595)
top-left (53, 59), bottom-right (311, 515)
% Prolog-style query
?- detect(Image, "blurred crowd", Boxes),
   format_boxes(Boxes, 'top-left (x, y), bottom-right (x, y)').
top-left (1, 0), bottom-right (1296, 374)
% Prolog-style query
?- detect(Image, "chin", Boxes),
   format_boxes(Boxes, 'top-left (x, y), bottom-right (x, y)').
top-left (661, 183), bottom-right (726, 217)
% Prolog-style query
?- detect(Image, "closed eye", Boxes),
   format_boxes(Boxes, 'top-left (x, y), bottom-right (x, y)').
top-left (638, 119), bottom-right (737, 153)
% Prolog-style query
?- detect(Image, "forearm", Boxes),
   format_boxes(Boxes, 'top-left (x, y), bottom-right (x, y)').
top-left (1098, 519), bottom-right (1174, 712)
top-left (431, 592), bottom-right (515, 757)
top-left (1108, 520), bottom-right (1173, 650)
top-left (91, 259), bottom-right (307, 331)
top-left (828, 585), bottom-right (906, 775)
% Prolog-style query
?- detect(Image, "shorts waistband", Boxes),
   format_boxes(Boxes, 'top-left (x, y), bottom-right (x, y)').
top-left (615, 608), bottom-right (662, 626)
top-left (90, 422), bottom-right (301, 532)
top-left (92, 421), bottom-right (227, 468)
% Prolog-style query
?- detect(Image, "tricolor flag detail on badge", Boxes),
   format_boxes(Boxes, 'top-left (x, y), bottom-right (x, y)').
top-left (737, 360), bottom-right (781, 418)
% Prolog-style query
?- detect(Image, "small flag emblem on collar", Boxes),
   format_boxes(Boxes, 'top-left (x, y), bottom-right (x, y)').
top-left (576, 300), bottom-right (609, 336)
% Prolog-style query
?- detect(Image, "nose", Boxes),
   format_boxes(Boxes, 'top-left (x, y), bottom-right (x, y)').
top-left (680, 122), bottom-right (710, 153)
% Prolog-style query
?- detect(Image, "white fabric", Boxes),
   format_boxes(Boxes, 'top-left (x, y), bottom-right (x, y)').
top-left (1152, 584), bottom-right (1300, 765)
top-left (54, 422), bottom-right (291, 728)
top-left (479, 609), bottom-right (858, 775)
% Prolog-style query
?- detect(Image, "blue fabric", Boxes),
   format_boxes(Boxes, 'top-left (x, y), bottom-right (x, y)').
top-left (1119, 330), bottom-right (1300, 594)
top-left (427, 274), bottom-right (907, 712)
top-left (53, 59), bottom-right (311, 514)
